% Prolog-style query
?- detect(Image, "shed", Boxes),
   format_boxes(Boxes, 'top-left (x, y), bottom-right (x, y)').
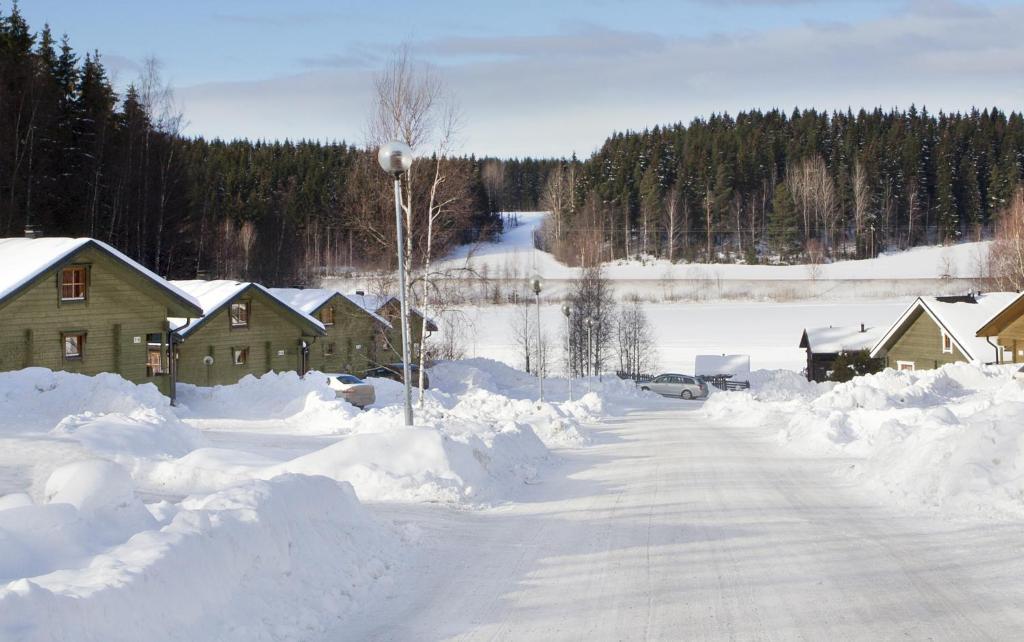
top-left (799, 324), bottom-right (882, 382)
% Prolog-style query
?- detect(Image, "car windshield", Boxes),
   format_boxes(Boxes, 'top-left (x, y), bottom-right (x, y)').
top-left (336, 375), bottom-right (362, 385)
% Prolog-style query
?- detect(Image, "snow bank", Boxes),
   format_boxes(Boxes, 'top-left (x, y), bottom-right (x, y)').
top-left (0, 474), bottom-right (395, 642)
top-left (0, 369), bottom-right (206, 499)
top-left (704, 364), bottom-right (1024, 519)
top-left (0, 461), bottom-right (156, 584)
top-left (176, 371), bottom-right (360, 433)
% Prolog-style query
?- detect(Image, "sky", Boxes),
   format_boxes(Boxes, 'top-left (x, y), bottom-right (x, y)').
top-left (20, 0), bottom-right (1024, 159)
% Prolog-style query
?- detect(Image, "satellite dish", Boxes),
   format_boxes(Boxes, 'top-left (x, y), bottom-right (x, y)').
top-left (202, 355), bottom-right (214, 366)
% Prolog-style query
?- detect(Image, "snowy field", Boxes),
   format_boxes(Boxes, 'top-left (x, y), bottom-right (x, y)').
top-left (439, 212), bottom-right (992, 282)
top-left (453, 299), bottom-right (908, 373)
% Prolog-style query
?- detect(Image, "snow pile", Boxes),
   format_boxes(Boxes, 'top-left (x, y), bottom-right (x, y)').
top-left (704, 364), bottom-right (1024, 518)
top-left (0, 369), bottom-right (205, 498)
top-left (0, 474), bottom-right (395, 642)
top-left (0, 461), bottom-right (156, 583)
top-left (176, 371), bottom-right (360, 434)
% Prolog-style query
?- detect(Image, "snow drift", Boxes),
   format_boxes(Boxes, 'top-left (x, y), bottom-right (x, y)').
top-left (0, 474), bottom-right (395, 642)
top-left (704, 364), bottom-right (1024, 519)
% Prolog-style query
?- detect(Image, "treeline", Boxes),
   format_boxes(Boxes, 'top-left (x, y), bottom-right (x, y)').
top-left (541, 108), bottom-right (1024, 265)
top-left (0, 7), bottom-right (558, 285)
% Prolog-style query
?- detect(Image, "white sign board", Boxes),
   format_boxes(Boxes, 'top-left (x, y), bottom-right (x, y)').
top-left (695, 354), bottom-right (751, 378)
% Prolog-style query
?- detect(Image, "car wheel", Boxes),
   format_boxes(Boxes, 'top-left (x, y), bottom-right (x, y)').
top-left (640, 386), bottom-right (649, 391)
top-left (681, 390), bottom-right (693, 400)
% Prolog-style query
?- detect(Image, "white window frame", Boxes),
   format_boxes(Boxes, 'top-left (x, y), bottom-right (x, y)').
top-left (896, 360), bottom-right (916, 372)
top-left (941, 331), bottom-right (953, 354)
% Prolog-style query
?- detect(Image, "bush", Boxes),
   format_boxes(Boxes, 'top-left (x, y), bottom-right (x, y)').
top-left (828, 349), bottom-right (884, 383)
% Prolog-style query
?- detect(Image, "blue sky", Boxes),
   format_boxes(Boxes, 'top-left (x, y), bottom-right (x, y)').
top-left (20, 0), bottom-right (1024, 157)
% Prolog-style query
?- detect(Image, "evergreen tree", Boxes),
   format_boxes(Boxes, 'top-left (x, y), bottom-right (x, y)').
top-left (768, 183), bottom-right (800, 260)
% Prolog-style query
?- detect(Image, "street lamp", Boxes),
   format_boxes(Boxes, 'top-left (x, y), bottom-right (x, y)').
top-left (561, 302), bottom-right (572, 402)
top-left (530, 276), bottom-right (544, 402)
top-left (584, 316), bottom-right (594, 392)
top-left (378, 140), bottom-right (415, 427)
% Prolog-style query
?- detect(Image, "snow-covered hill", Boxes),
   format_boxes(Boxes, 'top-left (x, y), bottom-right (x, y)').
top-left (438, 211), bottom-right (991, 282)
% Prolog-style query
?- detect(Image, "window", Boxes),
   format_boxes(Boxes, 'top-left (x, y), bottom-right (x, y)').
top-left (146, 333), bottom-right (164, 376)
top-left (321, 306), bottom-right (335, 326)
top-left (941, 331), bottom-right (953, 354)
top-left (324, 342), bottom-right (336, 356)
top-left (897, 360), bottom-right (915, 372)
top-left (229, 301), bottom-right (250, 328)
top-left (60, 266), bottom-right (88, 301)
top-left (232, 347), bottom-right (249, 365)
top-left (62, 333), bottom-right (85, 360)
top-left (147, 348), bottom-right (164, 376)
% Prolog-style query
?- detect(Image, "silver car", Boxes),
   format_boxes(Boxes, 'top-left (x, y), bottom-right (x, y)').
top-left (641, 373), bottom-right (708, 400)
top-left (325, 373), bottom-right (376, 408)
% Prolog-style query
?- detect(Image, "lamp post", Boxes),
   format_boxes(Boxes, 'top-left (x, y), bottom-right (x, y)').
top-left (561, 302), bottom-right (572, 402)
top-left (378, 141), bottom-right (415, 427)
top-left (584, 316), bottom-right (594, 392)
top-left (530, 276), bottom-right (544, 402)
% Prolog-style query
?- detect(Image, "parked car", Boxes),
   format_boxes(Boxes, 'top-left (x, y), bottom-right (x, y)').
top-left (363, 363), bottom-right (430, 389)
top-left (325, 373), bottom-right (375, 408)
top-left (641, 373), bottom-right (708, 399)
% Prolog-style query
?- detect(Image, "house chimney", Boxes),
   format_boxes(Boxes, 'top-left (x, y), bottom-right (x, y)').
top-left (860, 323), bottom-right (865, 333)
top-left (24, 224), bottom-right (40, 239)
top-left (355, 290), bottom-right (365, 296)
top-left (195, 269), bottom-right (210, 280)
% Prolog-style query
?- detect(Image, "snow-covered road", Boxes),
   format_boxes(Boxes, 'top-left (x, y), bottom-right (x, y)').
top-left (347, 405), bottom-right (1024, 640)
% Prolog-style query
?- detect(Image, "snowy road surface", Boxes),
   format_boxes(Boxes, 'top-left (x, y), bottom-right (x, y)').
top-left (346, 405), bottom-right (1024, 641)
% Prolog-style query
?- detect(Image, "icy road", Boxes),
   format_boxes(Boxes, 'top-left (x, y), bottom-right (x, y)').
top-left (345, 406), bottom-right (1024, 640)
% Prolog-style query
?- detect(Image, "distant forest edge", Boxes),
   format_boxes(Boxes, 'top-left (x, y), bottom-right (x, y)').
top-left (0, 7), bottom-right (553, 285)
top-left (2, 6), bottom-right (1022, 286)
top-left (549, 106), bottom-right (1024, 268)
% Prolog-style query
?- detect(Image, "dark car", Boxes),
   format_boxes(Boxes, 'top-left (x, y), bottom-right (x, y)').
top-left (364, 363), bottom-right (430, 388)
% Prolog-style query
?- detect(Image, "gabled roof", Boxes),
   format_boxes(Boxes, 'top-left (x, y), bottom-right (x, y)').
top-left (871, 293), bottom-right (1019, 362)
top-left (0, 237), bottom-right (201, 316)
top-left (345, 292), bottom-right (437, 332)
top-left (977, 291), bottom-right (1024, 337)
top-left (169, 280), bottom-right (325, 338)
top-left (800, 325), bottom-right (883, 354)
top-left (270, 287), bottom-right (392, 328)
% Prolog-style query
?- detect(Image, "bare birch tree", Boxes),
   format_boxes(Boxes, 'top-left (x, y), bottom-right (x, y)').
top-left (367, 44), bottom-right (465, 405)
top-left (989, 187), bottom-right (1024, 291)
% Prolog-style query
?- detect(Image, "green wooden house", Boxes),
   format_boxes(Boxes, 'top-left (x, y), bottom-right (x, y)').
top-left (976, 292), bottom-right (1024, 364)
top-left (268, 288), bottom-right (391, 375)
top-left (169, 280), bottom-right (325, 387)
top-left (345, 292), bottom-right (437, 365)
top-left (870, 292), bottom-right (1019, 371)
top-left (0, 237), bottom-right (202, 398)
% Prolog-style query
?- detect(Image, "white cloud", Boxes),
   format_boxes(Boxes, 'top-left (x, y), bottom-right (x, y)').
top-left (178, 2), bottom-right (1024, 157)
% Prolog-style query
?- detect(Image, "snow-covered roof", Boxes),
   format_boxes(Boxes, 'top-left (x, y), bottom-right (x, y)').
top-left (271, 288), bottom-right (392, 328)
top-left (0, 237), bottom-right (201, 315)
top-left (801, 325), bottom-right (884, 353)
top-left (267, 288), bottom-right (336, 315)
top-left (695, 354), bottom-right (750, 378)
top-left (872, 292), bottom-right (1020, 362)
top-left (169, 280), bottom-right (325, 337)
top-left (976, 291), bottom-right (1024, 337)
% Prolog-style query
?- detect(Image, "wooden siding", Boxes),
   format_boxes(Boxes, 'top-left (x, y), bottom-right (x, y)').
top-left (305, 294), bottom-right (381, 374)
top-left (0, 246), bottom-right (174, 394)
top-left (997, 314), bottom-right (1024, 363)
top-left (175, 288), bottom-right (318, 386)
top-left (376, 299), bottom-right (425, 365)
top-left (884, 309), bottom-right (967, 370)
